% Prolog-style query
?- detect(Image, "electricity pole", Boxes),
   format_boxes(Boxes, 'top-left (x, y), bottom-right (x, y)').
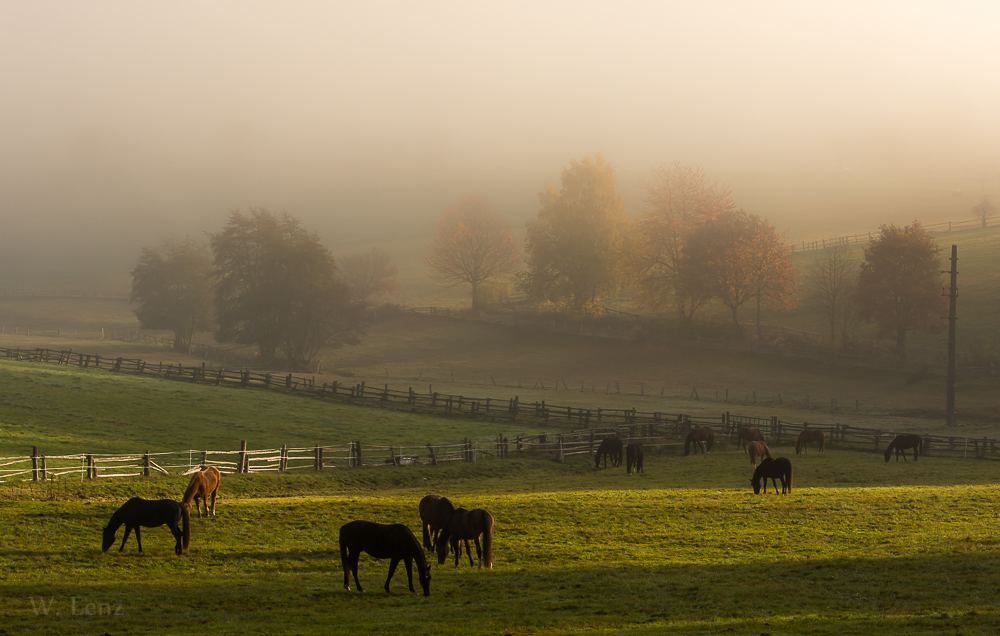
top-left (944, 244), bottom-right (958, 427)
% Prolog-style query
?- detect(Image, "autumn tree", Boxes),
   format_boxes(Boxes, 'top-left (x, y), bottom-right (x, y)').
top-left (855, 221), bottom-right (946, 360)
top-left (210, 208), bottom-right (363, 369)
top-left (130, 237), bottom-right (214, 354)
top-left (804, 245), bottom-right (858, 346)
top-left (425, 196), bottom-right (518, 311)
top-left (634, 163), bottom-right (735, 323)
top-left (339, 247), bottom-right (399, 305)
top-left (971, 195), bottom-right (996, 229)
top-left (678, 209), bottom-right (795, 337)
top-left (520, 155), bottom-right (630, 310)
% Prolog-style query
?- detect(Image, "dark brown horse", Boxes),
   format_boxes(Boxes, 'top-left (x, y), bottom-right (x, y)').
top-left (594, 436), bottom-right (623, 469)
top-left (751, 457), bottom-right (792, 494)
top-left (102, 498), bottom-right (190, 556)
top-left (884, 434), bottom-right (923, 462)
top-left (736, 427), bottom-right (765, 452)
top-left (684, 426), bottom-right (715, 455)
top-left (747, 440), bottom-right (772, 466)
top-left (796, 429), bottom-right (825, 455)
top-left (436, 508), bottom-right (494, 570)
top-left (626, 442), bottom-right (644, 474)
top-left (418, 495), bottom-right (456, 551)
top-left (182, 465), bottom-right (221, 518)
top-left (339, 520), bottom-right (431, 596)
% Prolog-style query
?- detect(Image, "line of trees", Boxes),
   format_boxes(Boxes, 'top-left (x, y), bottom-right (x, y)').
top-left (131, 208), bottom-right (377, 370)
top-left (426, 155), bottom-right (949, 357)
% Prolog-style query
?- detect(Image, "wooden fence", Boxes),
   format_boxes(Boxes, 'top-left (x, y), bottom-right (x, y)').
top-left (788, 214), bottom-right (1000, 254)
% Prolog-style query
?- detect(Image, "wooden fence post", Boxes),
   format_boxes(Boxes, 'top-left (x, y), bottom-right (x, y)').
top-left (238, 440), bottom-right (247, 474)
top-left (143, 451), bottom-right (151, 477)
top-left (201, 450), bottom-right (208, 467)
top-left (31, 446), bottom-right (39, 482)
top-left (427, 443), bottom-right (437, 466)
top-left (86, 454), bottom-right (95, 479)
top-left (39, 454), bottom-right (47, 481)
top-left (315, 445), bottom-right (323, 470)
top-left (280, 444), bottom-right (288, 471)
top-left (558, 436), bottom-right (564, 463)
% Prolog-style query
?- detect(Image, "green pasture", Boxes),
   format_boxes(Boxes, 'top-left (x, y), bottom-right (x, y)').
top-left (2, 451), bottom-right (999, 635)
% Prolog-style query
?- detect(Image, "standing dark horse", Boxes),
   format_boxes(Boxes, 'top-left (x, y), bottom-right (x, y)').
top-left (736, 427), bottom-right (765, 452)
top-left (182, 465), bottom-right (221, 518)
top-left (884, 434), bottom-right (923, 462)
top-left (102, 498), bottom-right (190, 555)
top-left (684, 426), bottom-right (715, 455)
top-left (339, 520), bottom-right (431, 596)
top-left (594, 436), bottom-right (623, 469)
top-left (750, 457), bottom-right (793, 494)
top-left (436, 508), bottom-right (494, 570)
top-left (626, 442), bottom-right (644, 474)
top-left (418, 495), bottom-right (456, 551)
top-left (796, 429), bottom-right (825, 455)
top-left (747, 440), bottom-right (772, 466)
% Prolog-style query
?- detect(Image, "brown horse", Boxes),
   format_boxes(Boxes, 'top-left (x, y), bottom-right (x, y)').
top-left (684, 426), bottom-right (715, 455)
top-left (747, 440), bottom-right (772, 466)
top-left (884, 434), bottom-right (923, 462)
top-left (436, 508), bottom-right (494, 569)
top-left (339, 520), bottom-right (431, 596)
top-left (594, 436), bottom-right (623, 469)
top-left (418, 495), bottom-right (456, 551)
top-left (736, 427), bottom-right (765, 452)
top-left (796, 429), bottom-right (825, 455)
top-left (626, 442), bottom-right (644, 474)
top-left (182, 466), bottom-right (221, 518)
top-left (751, 457), bottom-right (793, 494)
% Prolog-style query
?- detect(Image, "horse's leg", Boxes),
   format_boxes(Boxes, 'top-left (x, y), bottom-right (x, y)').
top-left (119, 525), bottom-right (133, 552)
top-left (474, 536), bottom-right (483, 569)
top-left (464, 539), bottom-right (474, 568)
top-left (403, 556), bottom-right (416, 594)
top-left (384, 557), bottom-right (400, 594)
top-left (210, 484), bottom-right (218, 516)
top-left (134, 526), bottom-right (142, 552)
top-left (168, 520), bottom-right (183, 555)
top-left (349, 549), bottom-right (364, 593)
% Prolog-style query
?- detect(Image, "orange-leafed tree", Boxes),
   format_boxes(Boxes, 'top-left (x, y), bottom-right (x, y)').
top-left (635, 163), bottom-right (735, 323)
top-left (678, 209), bottom-right (795, 337)
top-left (426, 196), bottom-right (518, 310)
top-left (520, 155), bottom-right (631, 311)
top-left (856, 221), bottom-right (945, 360)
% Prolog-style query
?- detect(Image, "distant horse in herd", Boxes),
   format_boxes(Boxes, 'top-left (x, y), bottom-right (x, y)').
top-left (735, 427), bottom-right (765, 452)
top-left (884, 434), bottom-right (923, 462)
top-left (418, 494), bottom-right (455, 551)
top-left (796, 429), bottom-right (825, 455)
top-left (102, 497), bottom-right (190, 555)
top-left (751, 457), bottom-right (793, 495)
top-left (339, 520), bottom-right (431, 596)
top-left (182, 465), bottom-right (221, 518)
top-left (594, 436), bottom-right (623, 469)
top-left (684, 426), bottom-right (715, 455)
top-left (436, 507), bottom-right (494, 570)
top-left (747, 441), bottom-right (772, 467)
top-left (626, 442), bottom-right (644, 474)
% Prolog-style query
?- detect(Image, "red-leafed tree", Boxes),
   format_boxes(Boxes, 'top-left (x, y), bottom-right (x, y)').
top-left (426, 197), bottom-right (519, 310)
top-left (856, 221), bottom-right (945, 359)
top-left (635, 163), bottom-right (735, 323)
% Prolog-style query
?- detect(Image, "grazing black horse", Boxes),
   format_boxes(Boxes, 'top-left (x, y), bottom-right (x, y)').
top-left (339, 520), bottom-right (431, 596)
top-left (626, 442), bottom-right (644, 474)
top-left (884, 434), bottom-right (923, 462)
top-left (102, 498), bottom-right (190, 555)
top-left (594, 437), bottom-right (623, 469)
top-left (750, 457), bottom-right (793, 495)
top-left (436, 508), bottom-right (494, 569)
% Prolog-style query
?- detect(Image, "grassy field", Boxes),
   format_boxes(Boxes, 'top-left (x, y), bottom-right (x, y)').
top-left (2, 452), bottom-right (999, 635)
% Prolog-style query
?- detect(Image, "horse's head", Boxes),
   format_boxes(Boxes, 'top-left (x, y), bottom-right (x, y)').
top-left (101, 526), bottom-right (115, 553)
top-left (420, 564), bottom-right (431, 596)
top-left (883, 447), bottom-right (892, 462)
top-left (435, 532), bottom-right (450, 565)
top-left (750, 478), bottom-right (761, 494)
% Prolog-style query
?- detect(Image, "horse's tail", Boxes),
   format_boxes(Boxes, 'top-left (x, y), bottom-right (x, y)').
top-left (181, 504), bottom-right (190, 551)
top-left (482, 512), bottom-right (494, 569)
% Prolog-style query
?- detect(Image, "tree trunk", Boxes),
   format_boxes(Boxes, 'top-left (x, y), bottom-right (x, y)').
top-left (730, 304), bottom-right (742, 337)
top-left (755, 296), bottom-right (762, 342)
top-left (471, 279), bottom-right (480, 311)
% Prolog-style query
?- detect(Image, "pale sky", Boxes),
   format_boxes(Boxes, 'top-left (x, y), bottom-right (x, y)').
top-left (2, 1), bottom-right (999, 274)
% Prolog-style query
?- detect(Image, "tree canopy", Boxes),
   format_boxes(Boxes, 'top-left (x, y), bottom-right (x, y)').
top-left (210, 208), bottom-right (363, 369)
top-left (804, 245), bottom-right (858, 347)
top-left (425, 196), bottom-right (518, 310)
top-left (635, 163), bottom-right (735, 322)
top-left (520, 155), bottom-right (630, 311)
top-left (856, 221), bottom-right (945, 359)
top-left (339, 247), bottom-right (399, 305)
top-left (971, 196), bottom-right (996, 229)
top-left (130, 237), bottom-right (214, 354)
